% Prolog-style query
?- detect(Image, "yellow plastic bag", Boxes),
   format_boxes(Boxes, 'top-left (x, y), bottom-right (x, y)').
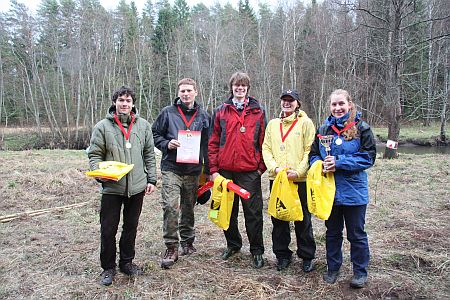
top-left (85, 161), bottom-right (134, 182)
top-left (208, 175), bottom-right (235, 230)
top-left (306, 160), bottom-right (336, 220)
top-left (268, 169), bottom-right (303, 221)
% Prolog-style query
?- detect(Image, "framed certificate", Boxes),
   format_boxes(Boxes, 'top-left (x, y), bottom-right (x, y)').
top-left (176, 130), bottom-right (201, 163)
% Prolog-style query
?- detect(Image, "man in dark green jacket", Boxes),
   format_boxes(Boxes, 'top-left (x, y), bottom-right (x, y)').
top-left (88, 86), bottom-right (157, 286)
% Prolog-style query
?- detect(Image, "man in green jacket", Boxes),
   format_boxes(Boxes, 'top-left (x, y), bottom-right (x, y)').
top-left (88, 86), bottom-right (157, 286)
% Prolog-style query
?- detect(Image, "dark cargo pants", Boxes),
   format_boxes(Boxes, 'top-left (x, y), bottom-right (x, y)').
top-left (161, 171), bottom-right (198, 248)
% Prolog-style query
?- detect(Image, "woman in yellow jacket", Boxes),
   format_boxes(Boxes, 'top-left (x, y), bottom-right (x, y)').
top-left (262, 89), bottom-right (316, 272)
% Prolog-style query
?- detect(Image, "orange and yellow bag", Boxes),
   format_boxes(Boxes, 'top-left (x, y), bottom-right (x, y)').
top-left (306, 160), bottom-right (336, 220)
top-left (268, 169), bottom-right (303, 221)
top-left (208, 175), bottom-right (235, 230)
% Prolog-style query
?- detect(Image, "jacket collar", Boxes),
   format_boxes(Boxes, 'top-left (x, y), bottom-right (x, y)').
top-left (325, 111), bottom-right (361, 128)
top-left (279, 109), bottom-right (308, 123)
top-left (224, 96), bottom-right (260, 110)
top-left (174, 97), bottom-right (199, 113)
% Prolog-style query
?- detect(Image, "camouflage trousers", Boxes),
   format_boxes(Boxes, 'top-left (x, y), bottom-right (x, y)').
top-left (161, 170), bottom-right (199, 247)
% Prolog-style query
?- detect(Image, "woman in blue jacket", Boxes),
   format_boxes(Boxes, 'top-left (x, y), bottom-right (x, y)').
top-left (309, 89), bottom-right (376, 288)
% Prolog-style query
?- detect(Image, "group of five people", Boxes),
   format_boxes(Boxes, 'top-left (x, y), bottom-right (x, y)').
top-left (88, 72), bottom-right (376, 289)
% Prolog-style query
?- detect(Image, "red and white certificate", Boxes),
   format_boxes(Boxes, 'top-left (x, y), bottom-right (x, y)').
top-left (176, 130), bottom-right (201, 164)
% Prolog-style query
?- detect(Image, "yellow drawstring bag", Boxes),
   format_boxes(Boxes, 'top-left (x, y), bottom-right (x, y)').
top-left (268, 169), bottom-right (303, 221)
top-left (85, 161), bottom-right (134, 181)
top-left (208, 175), bottom-right (235, 230)
top-left (306, 160), bottom-right (336, 220)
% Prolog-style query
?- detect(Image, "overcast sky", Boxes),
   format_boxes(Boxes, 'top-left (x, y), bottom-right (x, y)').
top-left (0, 0), bottom-right (288, 14)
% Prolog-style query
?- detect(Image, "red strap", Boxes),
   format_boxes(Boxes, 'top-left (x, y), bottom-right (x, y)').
top-left (331, 121), bottom-right (356, 136)
top-left (280, 118), bottom-right (298, 143)
top-left (113, 113), bottom-right (135, 141)
top-left (177, 106), bottom-right (198, 130)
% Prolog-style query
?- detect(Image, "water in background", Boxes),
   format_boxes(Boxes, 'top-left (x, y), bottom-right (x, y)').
top-left (376, 143), bottom-right (450, 155)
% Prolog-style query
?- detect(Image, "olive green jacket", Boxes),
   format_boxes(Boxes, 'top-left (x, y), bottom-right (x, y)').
top-left (88, 105), bottom-right (157, 197)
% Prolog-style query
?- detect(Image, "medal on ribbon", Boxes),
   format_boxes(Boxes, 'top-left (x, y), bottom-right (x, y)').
top-left (114, 113), bottom-right (135, 149)
top-left (279, 118), bottom-right (298, 151)
top-left (331, 121), bottom-right (356, 145)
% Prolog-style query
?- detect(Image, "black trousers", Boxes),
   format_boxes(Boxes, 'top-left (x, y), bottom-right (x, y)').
top-left (100, 191), bottom-right (145, 270)
top-left (270, 181), bottom-right (316, 260)
top-left (220, 170), bottom-right (264, 255)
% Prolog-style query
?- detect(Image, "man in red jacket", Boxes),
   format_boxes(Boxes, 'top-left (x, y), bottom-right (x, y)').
top-left (208, 72), bottom-right (267, 268)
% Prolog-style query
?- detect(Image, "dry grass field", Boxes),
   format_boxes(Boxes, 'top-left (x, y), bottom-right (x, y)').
top-left (0, 150), bottom-right (449, 299)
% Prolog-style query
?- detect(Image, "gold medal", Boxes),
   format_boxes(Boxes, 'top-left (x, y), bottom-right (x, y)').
top-left (240, 126), bottom-right (246, 133)
top-left (126, 142), bottom-right (132, 149)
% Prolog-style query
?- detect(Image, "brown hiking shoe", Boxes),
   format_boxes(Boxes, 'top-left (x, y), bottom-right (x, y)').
top-left (161, 247), bottom-right (178, 269)
top-left (181, 244), bottom-right (197, 256)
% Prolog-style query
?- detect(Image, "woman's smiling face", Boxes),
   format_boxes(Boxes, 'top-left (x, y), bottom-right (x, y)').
top-left (330, 93), bottom-right (352, 118)
top-left (280, 96), bottom-right (298, 116)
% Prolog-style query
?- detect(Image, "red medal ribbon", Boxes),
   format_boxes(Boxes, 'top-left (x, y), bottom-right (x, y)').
top-left (280, 118), bottom-right (299, 143)
top-left (114, 112), bottom-right (135, 141)
top-left (177, 106), bottom-right (198, 130)
top-left (331, 121), bottom-right (356, 137)
top-left (232, 99), bottom-right (248, 127)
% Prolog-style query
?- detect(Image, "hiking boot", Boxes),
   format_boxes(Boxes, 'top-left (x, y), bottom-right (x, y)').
top-left (323, 270), bottom-right (340, 284)
top-left (181, 244), bottom-right (197, 256)
top-left (100, 268), bottom-right (116, 286)
top-left (302, 259), bottom-right (315, 273)
top-left (276, 258), bottom-right (291, 271)
top-left (161, 247), bottom-right (179, 269)
top-left (119, 262), bottom-right (143, 276)
top-left (350, 274), bottom-right (368, 288)
top-left (221, 248), bottom-right (239, 260)
top-left (253, 254), bottom-right (264, 269)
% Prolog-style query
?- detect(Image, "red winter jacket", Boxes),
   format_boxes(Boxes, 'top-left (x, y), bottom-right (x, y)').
top-left (208, 97), bottom-right (267, 174)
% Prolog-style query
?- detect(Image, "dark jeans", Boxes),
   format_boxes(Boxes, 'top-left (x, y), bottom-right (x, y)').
top-left (100, 191), bottom-right (145, 270)
top-left (270, 181), bottom-right (316, 260)
top-left (220, 170), bottom-right (264, 255)
top-left (325, 204), bottom-right (369, 276)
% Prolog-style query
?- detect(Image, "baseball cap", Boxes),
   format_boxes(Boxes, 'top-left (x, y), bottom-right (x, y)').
top-left (280, 89), bottom-right (300, 101)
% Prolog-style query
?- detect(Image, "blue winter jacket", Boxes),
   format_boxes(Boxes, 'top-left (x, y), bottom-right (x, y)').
top-left (309, 112), bottom-right (376, 206)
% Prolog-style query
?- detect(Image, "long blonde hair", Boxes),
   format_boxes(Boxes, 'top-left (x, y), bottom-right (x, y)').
top-left (329, 89), bottom-right (358, 140)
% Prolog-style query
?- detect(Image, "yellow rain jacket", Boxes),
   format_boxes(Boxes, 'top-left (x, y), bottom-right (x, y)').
top-left (262, 110), bottom-right (316, 182)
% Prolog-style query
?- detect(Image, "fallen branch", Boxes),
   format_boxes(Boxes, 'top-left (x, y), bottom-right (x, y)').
top-left (0, 201), bottom-right (91, 223)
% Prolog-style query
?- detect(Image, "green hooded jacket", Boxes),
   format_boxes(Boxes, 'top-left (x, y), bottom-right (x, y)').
top-left (88, 105), bottom-right (157, 197)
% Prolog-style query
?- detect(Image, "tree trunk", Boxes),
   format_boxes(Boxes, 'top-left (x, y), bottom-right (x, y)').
top-left (384, 3), bottom-right (402, 159)
top-left (439, 46), bottom-right (448, 144)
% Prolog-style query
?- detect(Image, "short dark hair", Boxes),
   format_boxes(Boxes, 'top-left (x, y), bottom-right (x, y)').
top-left (112, 86), bottom-right (135, 103)
top-left (229, 72), bottom-right (250, 95)
top-left (178, 78), bottom-right (197, 91)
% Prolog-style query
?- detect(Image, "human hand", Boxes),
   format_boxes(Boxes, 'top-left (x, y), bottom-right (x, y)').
top-left (95, 177), bottom-right (112, 183)
top-left (286, 169), bottom-right (298, 180)
top-left (167, 139), bottom-right (181, 150)
top-left (323, 156), bottom-right (336, 173)
top-left (145, 183), bottom-right (156, 195)
top-left (210, 172), bottom-right (220, 181)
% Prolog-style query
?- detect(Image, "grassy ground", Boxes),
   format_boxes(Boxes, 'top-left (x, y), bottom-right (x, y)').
top-left (0, 150), bottom-right (449, 299)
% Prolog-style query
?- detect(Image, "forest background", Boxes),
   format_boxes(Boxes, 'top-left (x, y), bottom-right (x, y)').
top-left (0, 0), bottom-right (448, 152)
